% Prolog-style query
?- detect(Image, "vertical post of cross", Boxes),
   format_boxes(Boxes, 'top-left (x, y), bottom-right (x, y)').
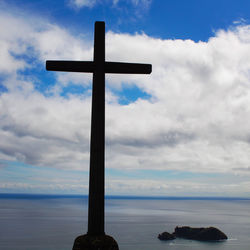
top-left (87, 21), bottom-right (105, 236)
top-left (45, 20), bottom-right (151, 249)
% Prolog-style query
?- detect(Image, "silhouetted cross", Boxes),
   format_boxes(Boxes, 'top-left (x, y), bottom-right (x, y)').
top-left (46, 21), bottom-right (151, 236)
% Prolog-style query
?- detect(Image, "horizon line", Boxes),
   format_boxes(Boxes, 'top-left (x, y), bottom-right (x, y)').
top-left (0, 193), bottom-right (249, 200)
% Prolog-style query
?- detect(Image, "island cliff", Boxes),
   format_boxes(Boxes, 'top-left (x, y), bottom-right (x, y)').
top-left (158, 226), bottom-right (228, 241)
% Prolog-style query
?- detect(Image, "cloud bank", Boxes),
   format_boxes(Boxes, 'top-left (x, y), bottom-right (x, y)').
top-left (1, 10), bottom-right (250, 195)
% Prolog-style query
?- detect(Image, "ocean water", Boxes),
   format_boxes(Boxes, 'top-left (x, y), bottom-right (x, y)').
top-left (0, 194), bottom-right (249, 250)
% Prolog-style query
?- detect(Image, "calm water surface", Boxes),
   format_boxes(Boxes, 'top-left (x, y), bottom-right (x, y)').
top-left (0, 194), bottom-right (249, 250)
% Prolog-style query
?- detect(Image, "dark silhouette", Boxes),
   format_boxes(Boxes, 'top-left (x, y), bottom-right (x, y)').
top-left (174, 226), bottom-right (228, 241)
top-left (158, 226), bottom-right (228, 242)
top-left (158, 232), bottom-right (176, 240)
top-left (46, 21), bottom-right (151, 249)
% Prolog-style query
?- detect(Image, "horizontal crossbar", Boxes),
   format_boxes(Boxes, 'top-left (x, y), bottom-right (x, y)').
top-left (105, 62), bottom-right (151, 74)
top-left (46, 61), bottom-right (95, 73)
top-left (46, 61), bottom-right (152, 74)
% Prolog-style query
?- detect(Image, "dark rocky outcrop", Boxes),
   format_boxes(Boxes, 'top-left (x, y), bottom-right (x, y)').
top-left (158, 226), bottom-right (228, 242)
top-left (174, 226), bottom-right (228, 241)
top-left (158, 232), bottom-right (176, 241)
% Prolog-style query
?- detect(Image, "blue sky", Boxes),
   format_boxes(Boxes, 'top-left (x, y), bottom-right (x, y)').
top-left (1, 0), bottom-right (250, 197)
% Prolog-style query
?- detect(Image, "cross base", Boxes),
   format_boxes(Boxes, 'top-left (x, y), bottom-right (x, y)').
top-left (72, 234), bottom-right (119, 250)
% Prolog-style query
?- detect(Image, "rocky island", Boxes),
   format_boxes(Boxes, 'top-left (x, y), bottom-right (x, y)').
top-left (158, 232), bottom-right (176, 241)
top-left (158, 226), bottom-right (228, 241)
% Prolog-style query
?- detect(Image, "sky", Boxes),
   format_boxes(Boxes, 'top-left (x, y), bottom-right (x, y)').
top-left (1, 0), bottom-right (250, 197)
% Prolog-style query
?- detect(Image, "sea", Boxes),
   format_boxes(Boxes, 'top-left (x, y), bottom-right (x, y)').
top-left (0, 194), bottom-right (249, 250)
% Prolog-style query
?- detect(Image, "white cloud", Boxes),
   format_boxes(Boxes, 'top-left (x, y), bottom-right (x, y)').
top-left (105, 178), bottom-right (250, 196)
top-left (68, 0), bottom-right (97, 9)
top-left (0, 181), bottom-right (89, 193)
top-left (112, 0), bottom-right (119, 5)
top-left (0, 12), bottom-right (93, 93)
top-left (1, 11), bottom-right (250, 195)
top-left (68, 0), bottom-right (152, 11)
top-left (0, 91), bottom-right (92, 170)
top-left (104, 27), bottom-right (250, 175)
top-left (113, 0), bottom-right (152, 8)
top-left (111, 0), bottom-right (152, 18)
top-left (131, 0), bottom-right (152, 9)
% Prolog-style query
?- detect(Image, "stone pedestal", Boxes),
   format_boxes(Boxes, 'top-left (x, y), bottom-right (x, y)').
top-left (72, 234), bottom-right (119, 250)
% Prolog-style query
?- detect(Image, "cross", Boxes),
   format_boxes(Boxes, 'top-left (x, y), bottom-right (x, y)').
top-left (46, 21), bottom-right (151, 237)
